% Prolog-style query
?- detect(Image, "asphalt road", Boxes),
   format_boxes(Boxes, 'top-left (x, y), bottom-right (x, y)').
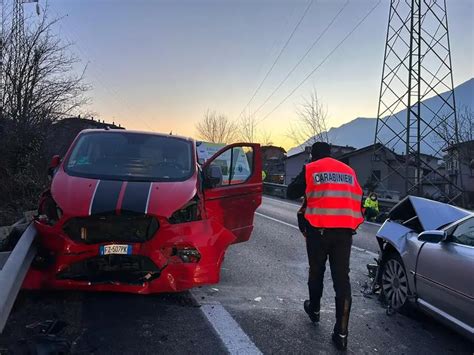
top-left (195, 196), bottom-right (473, 354)
top-left (257, 196), bottom-right (381, 254)
top-left (1, 196), bottom-right (472, 354)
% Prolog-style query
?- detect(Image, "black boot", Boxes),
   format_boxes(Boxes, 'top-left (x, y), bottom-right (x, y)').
top-left (332, 297), bottom-right (351, 351)
top-left (332, 332), bottom-right (348, 351)
top-left (303, 300), bottom-right (320, 323)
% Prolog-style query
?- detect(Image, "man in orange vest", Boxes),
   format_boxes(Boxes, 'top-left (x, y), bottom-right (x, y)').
top-left (287, 142), bottom-right (363, 351)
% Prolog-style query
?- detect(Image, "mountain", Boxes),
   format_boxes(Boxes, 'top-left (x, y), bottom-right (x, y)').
top-left (288, 78), bottom-right (474, 157)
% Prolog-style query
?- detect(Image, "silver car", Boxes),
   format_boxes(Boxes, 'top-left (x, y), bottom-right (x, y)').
top-left (375, 196), bottom-right (473, 341)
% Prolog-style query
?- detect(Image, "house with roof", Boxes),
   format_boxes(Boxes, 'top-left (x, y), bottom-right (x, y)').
top-left (284, 144), bottom-right (356, 185)
top-left (46, 116), bottom-right (124, 157)
top-left (261, 145), bottom-right (286, 183)
top-left (445, 140), bottom-right (474, 207)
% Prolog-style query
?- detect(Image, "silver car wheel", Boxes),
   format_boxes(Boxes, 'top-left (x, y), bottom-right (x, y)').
top-left (382, 258), bottom-right (408, 310)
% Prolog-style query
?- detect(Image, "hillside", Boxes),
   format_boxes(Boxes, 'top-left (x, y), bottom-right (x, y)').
top-left (288, 78), bottom-right (474, 156)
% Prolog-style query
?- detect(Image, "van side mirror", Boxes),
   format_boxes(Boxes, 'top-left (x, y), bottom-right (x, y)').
top-left (48, 155), bottom-right (61, 178)
top-left (204, 165), bottom-right (223, 188)
top-left (418, 230), bottom-right (447, 243)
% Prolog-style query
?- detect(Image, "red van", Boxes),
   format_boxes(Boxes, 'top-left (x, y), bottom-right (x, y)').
top-left (25, 129), bottom-right (262, 293)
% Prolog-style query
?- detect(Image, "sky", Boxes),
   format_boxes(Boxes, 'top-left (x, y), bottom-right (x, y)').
top-left (23, 0), bottom-right (474, 149)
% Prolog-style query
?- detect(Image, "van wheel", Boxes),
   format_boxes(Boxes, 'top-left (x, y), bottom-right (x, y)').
top-left (381, 253), bottom-right (410, 311)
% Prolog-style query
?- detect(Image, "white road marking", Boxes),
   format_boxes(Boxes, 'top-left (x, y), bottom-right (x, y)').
top-left (255, 212), bottom-right (379, 257)
top-left (262, 196), bottom-right (300, 208)
top-left (255, 212), bottom-right (299, 230)
top-left (262, 196), bottom-right (382, 229)
top-left (199, 302), bottom-right (262, 354)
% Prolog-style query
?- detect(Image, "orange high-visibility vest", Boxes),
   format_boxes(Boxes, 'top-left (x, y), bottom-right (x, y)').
top-left (305, 157), bottom-right (363, 230)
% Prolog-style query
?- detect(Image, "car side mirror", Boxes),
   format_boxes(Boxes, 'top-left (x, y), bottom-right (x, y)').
top-left (418, 230), bottom-right (447, 243)
top-left (48, 155), bottom-right (61, 178)
top-left (204, 165), bottom-right (223, 188)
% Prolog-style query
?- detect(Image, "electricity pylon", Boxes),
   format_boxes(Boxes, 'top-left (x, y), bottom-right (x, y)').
top-left (1, 0), bottom-right (38, 118)
top-left (373, 0), bottom-right (463, 204)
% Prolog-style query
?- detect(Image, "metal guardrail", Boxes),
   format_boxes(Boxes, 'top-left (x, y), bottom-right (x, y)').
top-left (0, 223), bottom-right (38, 333)
top-left (263, 182), bottom-right (398, 212)
top-left (263, 182), bottom-right (288, 199)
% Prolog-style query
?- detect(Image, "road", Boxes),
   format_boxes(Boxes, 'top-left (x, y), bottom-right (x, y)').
top-left (1, 196), bottom-right (472, 354)
top-left (257, 196), bottom-right (381, 254)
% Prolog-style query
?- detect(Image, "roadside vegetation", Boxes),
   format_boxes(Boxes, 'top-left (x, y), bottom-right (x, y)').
top-left (0, 8), bottom-right (89, 225)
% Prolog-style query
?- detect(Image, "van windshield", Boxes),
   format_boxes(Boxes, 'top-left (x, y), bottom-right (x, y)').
top-left (65, 132), bottom-right (194, 181)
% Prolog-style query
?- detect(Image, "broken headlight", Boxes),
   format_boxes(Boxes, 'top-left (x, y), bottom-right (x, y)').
top-left (173, 247), bottom-right (201, 263)
top-left (168, 197), bottom-right (201, 224)
top-left (37, 191), bottom-right (63, 225)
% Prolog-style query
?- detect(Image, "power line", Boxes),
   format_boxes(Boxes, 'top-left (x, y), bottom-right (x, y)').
top-left (256, 0), bottom-right (382, 126)
top-left (236, 0), bottom-right (314, 120)
top-left (249, 0), bottom-right (350, 120)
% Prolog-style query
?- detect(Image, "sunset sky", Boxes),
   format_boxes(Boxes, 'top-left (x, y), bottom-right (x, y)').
top-left (26, 0), bottom-right (474, 149)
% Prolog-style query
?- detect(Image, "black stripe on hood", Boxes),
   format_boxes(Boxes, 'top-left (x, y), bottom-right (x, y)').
top-left (90, 180), bottom-right (123, 215)
top-left (121, 182), bottom-right (152, 215)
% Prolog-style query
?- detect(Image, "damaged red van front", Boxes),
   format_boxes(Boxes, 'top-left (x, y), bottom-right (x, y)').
top-left (24, 129), bottom-right (262, 293)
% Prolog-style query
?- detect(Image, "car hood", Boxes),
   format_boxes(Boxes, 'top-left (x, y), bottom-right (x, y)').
top-left (387, 196), bottom-right (470, 232)
top-left (51, 168), bottom-right (198, 218)
top-left (376, 196), bottom-right (470, 253)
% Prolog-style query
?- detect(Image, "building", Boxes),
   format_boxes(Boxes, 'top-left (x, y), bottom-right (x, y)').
top-left (445, 140), bottom-right (474, 207)
top-left (284, 144), bottom-right (356, 185)
top-left (261, 146), bottom-right (286, 183)
top-left (339, 144), bottom-right (448, 200)
top-left (337, 143), bottom-right (404, 199)
top-left (285, 140), bottom-right (468, 204)
top-left (46, 116), bottom-right (124, 157)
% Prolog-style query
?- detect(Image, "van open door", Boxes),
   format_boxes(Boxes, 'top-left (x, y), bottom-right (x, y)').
top-left (202, 143), bottom-right (262, 244)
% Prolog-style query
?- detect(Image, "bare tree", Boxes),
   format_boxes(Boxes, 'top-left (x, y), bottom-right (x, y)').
top-left (259, 127), bottom-right (274, 146)
top-left (2, 13), bottom-right (89, 127)
top-left (195, 110), bottom-right (238, 143)
top-left (238, 110), bottom-right (258, 143)
top-left (435, 106), bottom-right (473, 145)
top-left (287, 89), bottom-right (329, 147)
top-left (457, 107), bottom-right (473, 143)
top-left (0, 8), bottom-right (89, 224)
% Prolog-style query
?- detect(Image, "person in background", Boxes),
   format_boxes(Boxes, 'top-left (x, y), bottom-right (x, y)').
top-left (363, 192), bottom-right (379, 222)
top-left (287, 142), bottom-right (364, 351)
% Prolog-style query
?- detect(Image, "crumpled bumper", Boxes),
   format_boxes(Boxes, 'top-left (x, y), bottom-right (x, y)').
top-left (23, 217), bottom-right (236, 294)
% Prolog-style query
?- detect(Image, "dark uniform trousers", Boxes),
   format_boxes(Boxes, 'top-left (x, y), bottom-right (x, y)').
top-left (305, 226), bottom-right (353, 334)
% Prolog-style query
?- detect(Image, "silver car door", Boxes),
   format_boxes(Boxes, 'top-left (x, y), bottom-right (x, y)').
top-left (415, 217), bottom-right (474, 329)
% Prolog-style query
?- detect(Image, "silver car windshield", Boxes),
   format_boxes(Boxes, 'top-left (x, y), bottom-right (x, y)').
top-left (65, 132), bottom-right (194, 181)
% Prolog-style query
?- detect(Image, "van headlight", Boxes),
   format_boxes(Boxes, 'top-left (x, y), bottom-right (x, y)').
top-left (168, 197), bottom-right (201, 224)
top-left (38, 192), bottom-right (63, 225)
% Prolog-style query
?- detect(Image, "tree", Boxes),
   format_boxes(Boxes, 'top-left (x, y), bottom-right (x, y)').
top-left (2, 14), bottom-right (89, 127)
top-left (259, 128), bottom-right (274, 146)
top-left (435, 106), bottom-right (473, 145)
top-left (287, 89), bottom-right (329, 147)
top-left (195, 110), bottom-right (238, 143)
top-left (0, 8), bottom-right (89, 224)
top-left (457, 107), bottom-right (474, 143)
top-left (238, 111), bottom-right (258, 143)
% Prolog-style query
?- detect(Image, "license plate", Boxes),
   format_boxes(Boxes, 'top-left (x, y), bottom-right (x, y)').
top-left (100, 244), bottom-right (132, 255)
